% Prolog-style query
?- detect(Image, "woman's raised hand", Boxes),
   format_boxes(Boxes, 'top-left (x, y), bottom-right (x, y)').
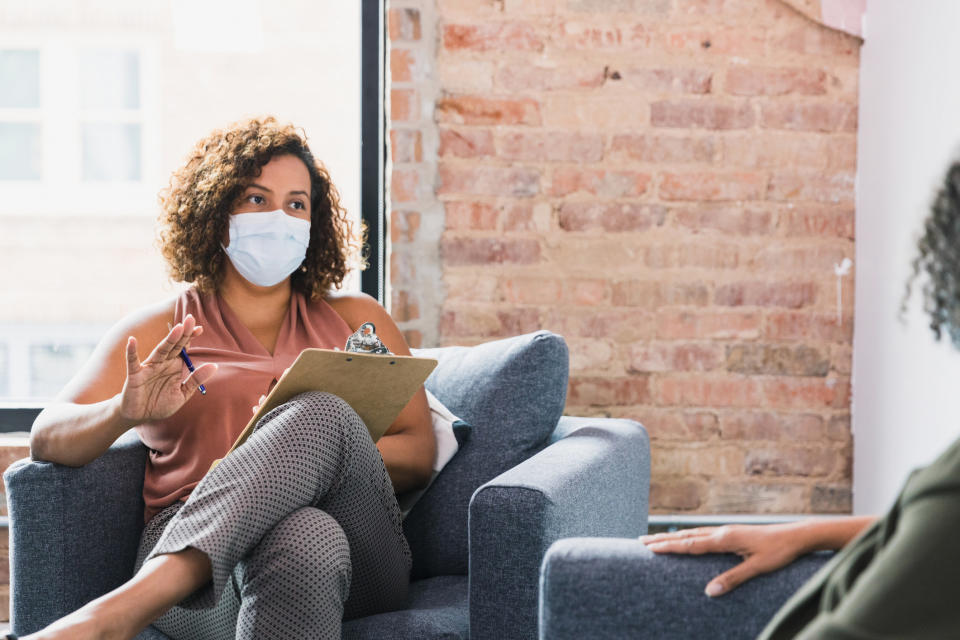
top-left (119, 314), bottom-right (218, 423)
top-left (639, 524), bottom-right (805, 597)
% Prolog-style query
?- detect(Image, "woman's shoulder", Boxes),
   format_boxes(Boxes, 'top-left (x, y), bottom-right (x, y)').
top-left (323, 291), bottom-right (387, 332)
top-left (105, 295), bottom-right (181, 348)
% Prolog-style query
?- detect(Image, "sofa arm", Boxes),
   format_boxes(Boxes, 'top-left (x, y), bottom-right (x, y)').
top-left (468, 417), bottom-right (649, 640)
top-left (540, 537), bottom-right (832, 640)
top-left (4, 430), bottom-right (148, 636)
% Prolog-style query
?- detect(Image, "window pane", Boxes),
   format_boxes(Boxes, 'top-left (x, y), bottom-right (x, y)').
top-left (0, 122), bottom-right (41, 179)
top-left (82, 122), bottom-right (141, 181)
top-left (0, 49), bottom-right (40, 108)
top-left (0, 344), bottom-right (7, 396)
top-left (29, 343), bottom-right (95, 398)
top-left (79, 50), bottom-right (140, 109)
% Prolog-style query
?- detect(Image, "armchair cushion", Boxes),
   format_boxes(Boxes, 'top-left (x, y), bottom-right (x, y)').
top-left (404, 331), bottom-right (569, 578)
top-left (540, 537), bottom-right (832, 640)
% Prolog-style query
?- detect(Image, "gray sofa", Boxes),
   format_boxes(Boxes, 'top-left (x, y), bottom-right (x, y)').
top-left (539, 537), bottom-right (833, 639)
top-left (4, 331), bottom-right (651, 639)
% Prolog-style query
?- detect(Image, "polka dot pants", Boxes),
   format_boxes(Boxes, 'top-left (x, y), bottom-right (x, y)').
top-left (134, 391), bottom-right (412, 640)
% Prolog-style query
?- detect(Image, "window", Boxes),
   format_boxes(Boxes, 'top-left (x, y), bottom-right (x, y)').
top-left (0, 1), bottom-right (384, 424)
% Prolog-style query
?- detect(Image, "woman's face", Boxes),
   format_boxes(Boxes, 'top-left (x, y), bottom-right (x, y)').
top-left (232, 153), bottom-right (312, 222)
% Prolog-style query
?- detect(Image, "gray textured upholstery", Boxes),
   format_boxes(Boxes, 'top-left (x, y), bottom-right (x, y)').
top-left (539, 537), bottom-right (832, 640)
top-left (5, 331), bottom-right (651, 639)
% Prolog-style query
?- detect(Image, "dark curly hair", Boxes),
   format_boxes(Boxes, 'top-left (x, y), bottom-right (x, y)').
top-left (904, 161), bottom-right (960, 347)
top-left (157, 116), bottom-right (364, 298)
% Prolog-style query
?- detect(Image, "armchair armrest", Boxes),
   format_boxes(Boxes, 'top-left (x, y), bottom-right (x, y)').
top-left (468, 417), bottom-right (649, 640)
top-left (4, 431), bottom-right (148, 636)
top-left (540, 537), bottom-right (832, 640)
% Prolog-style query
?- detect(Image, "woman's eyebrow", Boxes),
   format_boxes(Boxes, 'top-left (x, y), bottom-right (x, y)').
top-left (246, 182), bottom-right (273, 193)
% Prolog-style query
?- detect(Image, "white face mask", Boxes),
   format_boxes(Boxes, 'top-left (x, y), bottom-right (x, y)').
top-left (222, 210), bottom-right (311, 287)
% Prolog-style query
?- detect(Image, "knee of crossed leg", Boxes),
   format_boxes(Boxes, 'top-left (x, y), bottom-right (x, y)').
top-left (267, 391), bottom-right (368, 442)
top-left (247, 507), bottom-right (352, 601)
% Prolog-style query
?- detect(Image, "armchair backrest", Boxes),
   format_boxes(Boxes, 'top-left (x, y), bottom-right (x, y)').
top-left (404, 331), bottom-right (570, 578)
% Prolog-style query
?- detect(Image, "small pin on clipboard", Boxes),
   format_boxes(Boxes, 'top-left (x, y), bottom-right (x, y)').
top-left (209, 323), bottom-right (436, 471)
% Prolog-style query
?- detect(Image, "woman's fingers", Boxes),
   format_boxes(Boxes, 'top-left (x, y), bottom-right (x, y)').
top-left (640, 527), bottom-right (716, 544)
top-left (125, 336), bottom-right (142, 376)
top-left (181, 363), bottom-right (218, 397)
top-left (644, 533), bottom-right (725, 556)
top-left (705, 557), bottom-right (763, 597)
top-left (168, 315), bottom-right (197, 359)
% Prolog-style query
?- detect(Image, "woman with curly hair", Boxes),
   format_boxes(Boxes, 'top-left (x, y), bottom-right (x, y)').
top-left (639, 161), bottom-right (960, 638)
top-left (21, 117), bottom-right (434, 640)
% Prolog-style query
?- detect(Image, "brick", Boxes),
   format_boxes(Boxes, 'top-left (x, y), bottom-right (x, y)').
top-left (749, 246), bottom-right (849, 272)
top-left (660, 172), bottom-right (766, 201)
top-left (568, 375), bottom-right (651, 406)
top-left (644, 242), bottom-right (739, 270)
top-left (390, 210), bottom-right (420, 243)
top-left (811, 484), bottom-right (852, 512)
top-left (540, 236), bottom-right (646, 271)
top-left (612, 280), bottom-right (709, 307)
top-left (438, 164), bottom-right (540, 197)
top-left (779, 206), bottom-right (855, 239)
top-left (610, 134), bottom-right (716, 164)
top-left (553, 21), bottom-right (652, 50)
top-left (706, 481), bottom-right (807, 513)
top-left (440, 309), bottom-right (502, 338)
top-left (388, 8), bottom-right (421, 41)
top-left (672, 205), bottom-right (774, 235)
top-left (761, 103), bottom-right (857, 133)
top-left (543, 308), bottom-right (656, 343)
top-left (827, 414), bottom-right (851, 442)
top-left (443, 273), bottom-right (500, 303)
top-left (656, 376), bottom-right (762, 407)
top-left (652, 444), bottom-right (744, 476)
top-left (650, 479), bottom-right (703, 511)
top-left (768, 172), bottom-right (855, 204)
top-left (566, 0), bottom-right (671, 13)
top-left (726, 67), bottom-right (827, 96)
top-left (391, 289), bottom-right (420, 322)
top-left (745, 446), bottom-right (836, 477)
top-left (541, 94), bottom-right (649, 129)
top-left (760, 377), bottom-right (850, 410)
top-left (498, 131), bottom-right (604, 163)
top-left (389, 129), bottom-right (422, 163)
top-left (551, 168), bottom-right (652, 198)
top-left (558, 203), bottom-right (665, 232)
top-left (620, 68), bottom-right (713, 94)
top-left (390, 168), bottom-right (419, 203)
top-left (566, 278), bottom-right (611, 306)
top-left (775, 25), bottom-right (861, 58)
top-left (765, 311), bottom-right (853, 342)
top-left (628, 342), bottom-right (723, 373)
top-left (501, 277), bottom-right (564, 305)
top-left (442, 237), bottom-right (541, 266)
top-left (438, 127), bottom-right (495, 158)
top-left (390, 251), bottom-right (416, 283)
top-left (502, 203), bottom-right (538, 231)
top-left (722, 134), bottom-right (840, 170)
top-left (444, 202), bottom-right (499, 231)
top-left (725, 344), bottom-right (830, 376)
top-left (629, 408), bottom-right (720, 440)
top-left (443, 23), bottom-right (544, 52)
top-left (437, 58), bottom-right (495, 92)
top-left (656, 310), bottom-right (761, 339)
top-left (436, 95), bottom-right (541, 126)
top-left (664, 28), bottom-right (766, 56)
top-left (715, 282), bottom-right (816, 308)
top-left (831, 344), bottom-right (853, 375)
top-left (496, 65), bottom-right (604, 92)
top-left (391, 88), bottom-right (418, 121)
top-left (390, 48), bottom-right (416, 83)
top-left (720, 411), bottom-right (825, 441)
top-left (567, 337), bottom-right (615, 371)
top-left (651, 100), bottom-right (754, 130)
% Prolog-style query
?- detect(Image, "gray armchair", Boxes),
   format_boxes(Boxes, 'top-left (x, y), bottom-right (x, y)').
top-left (539, 537), bottom-right (832, 639)
top-left (5, 331), bottom-right (650, 639)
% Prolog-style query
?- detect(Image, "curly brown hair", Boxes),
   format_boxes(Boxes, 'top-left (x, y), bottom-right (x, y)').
top-left (904, 160), bottom-right (960, 347)
top-left (157, 116), bottom-right (364, 298)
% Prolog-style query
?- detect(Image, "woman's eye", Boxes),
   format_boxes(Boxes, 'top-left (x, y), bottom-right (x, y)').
top-left (290, 201), bottom-right (306, 210)
top-left (246, 194), bottom-right (265, 205)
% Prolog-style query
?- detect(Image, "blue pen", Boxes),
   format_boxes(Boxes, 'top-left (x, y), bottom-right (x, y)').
top-left (179, 348), bottom-right (206, 395)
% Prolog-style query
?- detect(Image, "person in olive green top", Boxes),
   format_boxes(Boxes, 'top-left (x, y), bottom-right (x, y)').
top-left (641, 159), bottom-right (960, 639)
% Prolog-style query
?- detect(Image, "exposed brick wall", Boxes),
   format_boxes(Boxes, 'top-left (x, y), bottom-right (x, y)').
top-left (387, 0), bottom-right (860, 514)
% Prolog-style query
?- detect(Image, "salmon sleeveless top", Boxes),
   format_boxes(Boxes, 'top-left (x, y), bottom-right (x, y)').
top-left (136, 287), bottom-right (354, 522)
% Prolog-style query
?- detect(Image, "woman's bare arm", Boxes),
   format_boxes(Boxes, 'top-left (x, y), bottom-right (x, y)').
top-left (30, 300), bottom-right (216, 466)
top-left (327, 292), bottom-right (435, 494)
top-left (639, 516), bottom-right (877, 596)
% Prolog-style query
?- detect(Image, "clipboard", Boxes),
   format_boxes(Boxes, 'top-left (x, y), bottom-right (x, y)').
top-left (210, 348), bottom-right (438, 470)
